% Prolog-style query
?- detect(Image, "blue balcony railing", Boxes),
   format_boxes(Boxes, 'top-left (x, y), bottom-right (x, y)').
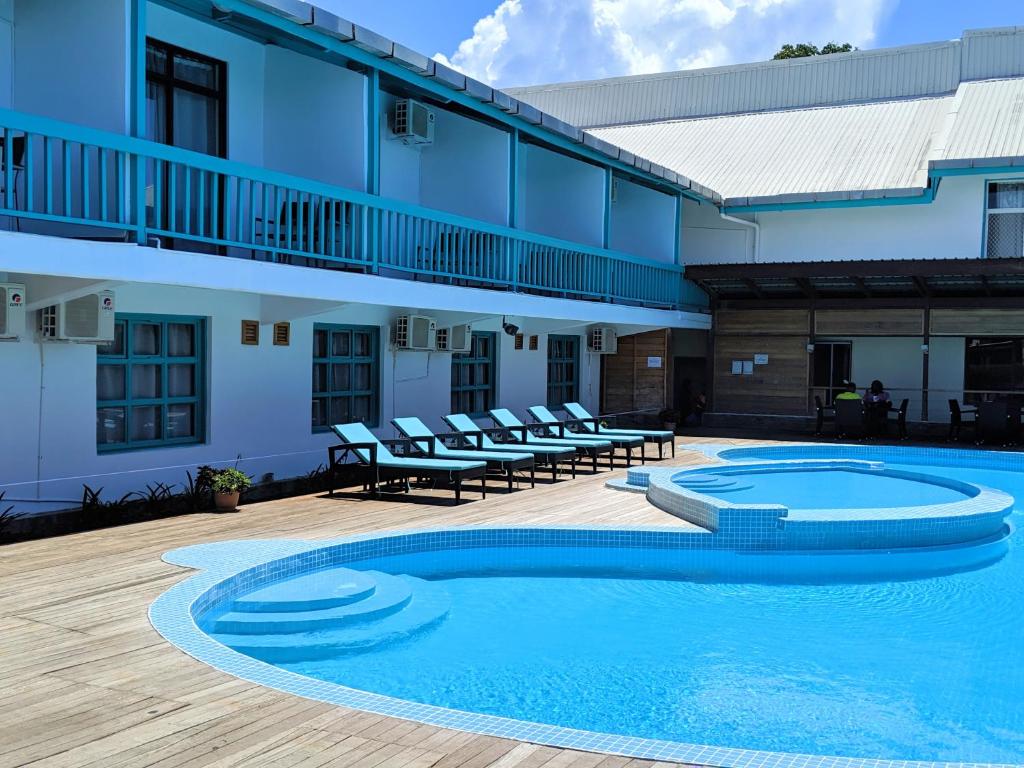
top-left (0, 108), bottom-right (707, 311)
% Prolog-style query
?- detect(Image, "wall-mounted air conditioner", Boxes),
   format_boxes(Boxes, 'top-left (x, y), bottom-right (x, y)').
top-left (394, 314), bottom-right (437, 351)
top-left (436, 324), bottom-right (472, 353)
top-left (0, 283), bottom-right (26, 341)
top-left (40, 291), bottom-right (116, 343)
top-left (392, 98), bottom-right (435, 146)
top-left (588, 326), bottom-right (618, 355)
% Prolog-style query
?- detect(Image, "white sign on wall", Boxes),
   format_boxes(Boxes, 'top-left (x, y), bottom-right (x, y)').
top-left (754, 353), bottom-right (769, 365)
top-left (731, 360), bottom-right (743, 375)
top-left (647, 356), bottom-right (662, 369)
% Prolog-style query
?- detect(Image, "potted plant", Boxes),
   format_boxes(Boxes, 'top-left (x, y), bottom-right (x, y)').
top-left (658, 408), bottom-right (681, 433)
top-left (210, 468), bottom-right (252, 512)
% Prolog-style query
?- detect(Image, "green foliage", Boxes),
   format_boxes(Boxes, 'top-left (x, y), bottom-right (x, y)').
top-left (773, 42), bottom-right (854, 60)
top-left (210, 468), bottom-right (252, 494)
top-left (0, 491), bottom-right (25, 543)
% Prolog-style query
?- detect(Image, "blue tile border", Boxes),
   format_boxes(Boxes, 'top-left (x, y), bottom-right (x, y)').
top-left (151, 518), bottom-right (1019, 768)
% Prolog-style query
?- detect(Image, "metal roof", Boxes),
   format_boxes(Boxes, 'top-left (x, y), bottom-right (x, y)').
top-left (938, 78), bottom-right (1024, 165)
top-left (590, 96), bottom-right (950, 204)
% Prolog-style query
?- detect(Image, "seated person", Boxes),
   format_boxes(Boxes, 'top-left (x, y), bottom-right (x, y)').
top-left (864, 380), bottom-right (892, 407)
top-left (863, 380), bottom-right (892, 434)
top-left (834, 381), bottom-right (861, 402)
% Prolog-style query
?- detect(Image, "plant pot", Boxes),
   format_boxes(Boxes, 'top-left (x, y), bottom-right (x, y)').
top-left (214, 491), bottom-right (240, 512)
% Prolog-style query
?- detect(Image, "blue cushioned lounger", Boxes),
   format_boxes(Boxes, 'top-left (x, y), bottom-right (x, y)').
top-left (442, 413), bottom-right (577, 481)
top-left (487, 408), bottom-right (614, 472)
top-left (329, 422), bottom-right (487, 504)
top-left (391, 417), bottom-right (535, 492)
top-left (563, 402), bottom-right (675, 459)
top-left (527, 404), bottom-right (644, 467)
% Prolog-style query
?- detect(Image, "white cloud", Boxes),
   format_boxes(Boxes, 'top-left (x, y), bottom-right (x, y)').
top-left (435, 0), bottom-right (894, 87)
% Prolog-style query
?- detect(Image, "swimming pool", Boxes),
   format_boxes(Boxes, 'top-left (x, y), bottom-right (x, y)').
top-left (151, 445), bottom-right (1024, 768)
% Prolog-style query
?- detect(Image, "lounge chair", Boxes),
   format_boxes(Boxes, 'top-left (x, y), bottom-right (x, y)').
top-left (487, 408), bottom-right (614, 472)
top-left (526, 404), bottom-right (644, 466)
top-left (948, 399), bottom-right (976, 442)
top-left (329, 422), bottom-right (487, 504)
top-left (834, 399), bottom-right (865, 439)
top-left (442, 413), bottom-right (577, 481)
top-left (391, 416), bottom-right (535, 492)
top-left (561, 402), bottom-right (675, 459)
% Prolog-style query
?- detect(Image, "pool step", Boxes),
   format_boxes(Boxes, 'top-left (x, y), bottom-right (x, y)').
top-left (675, 474), bottom-right (754, 494)
top-left (210, 571), bottom-right (412, 634)
top-left (231, 569), bottom-right (377, 613)
top-left (213, 576), bottom-right (451, 662)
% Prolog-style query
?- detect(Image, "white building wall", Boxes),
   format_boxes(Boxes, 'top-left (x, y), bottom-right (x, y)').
top-left (419, 110), bottom-right (508, 226)
top-left (519, 144), bottom-right (604, 247)
top-left (0, 281), bottom-right (599, 512)
top-left (262, 46), bottom-right (366, 190)
top-left (609, 178), bottom-right (676, 263)
top-left (928, 336), bottom-right (967, 422)
top-left (147, 2), bottom-right (266, 165)
top-left (379, 92), bottom-right (421, 205)
top-left (13, 0), bottom-right (128, 132)
top-left (681, 198), bottom-right (752, 265)
top-left (846, 337), bottom-right (924, 418)
top-left (756, 176), bottom-right (986, 263)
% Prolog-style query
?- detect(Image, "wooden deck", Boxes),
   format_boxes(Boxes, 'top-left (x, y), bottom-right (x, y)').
top-left (0, 437), bottom-right (750, 768)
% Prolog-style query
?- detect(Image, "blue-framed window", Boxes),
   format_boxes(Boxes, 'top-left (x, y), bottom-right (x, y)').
top-left (96, 314), bottom-right (206, 451)
top-left (312, 324), bottom-right (380, 430)
top-left (547, 334), bottom-right (580, 407)
top-left (985, 181), bottom-right (1024, 258)
top-left (451, 331), bottom-right (496, 416)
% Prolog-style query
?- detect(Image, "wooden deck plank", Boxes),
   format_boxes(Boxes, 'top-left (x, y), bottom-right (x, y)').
top-left (0, 438), bottom-right (755, 768)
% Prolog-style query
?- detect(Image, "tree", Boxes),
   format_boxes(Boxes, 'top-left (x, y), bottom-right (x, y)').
top-left (773, 42), bottom-right (855, 60)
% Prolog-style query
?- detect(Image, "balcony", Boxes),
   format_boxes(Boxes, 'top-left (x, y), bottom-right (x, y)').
top-left (0, 108), bottom-right (707, 312)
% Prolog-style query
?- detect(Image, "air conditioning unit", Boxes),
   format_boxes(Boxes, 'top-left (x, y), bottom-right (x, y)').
top-left (40, 291), bottom-right (116, 343)
top-left (588, 326), bottom-right (618, 355)
top-left (436, 324), bottom-right (472, 353)
top-left (394, 314), bottom-right (437, 351)
top-left (392, 98), bottom-right (435, 146)
top-left (0, 283), bottom-right (26, 340)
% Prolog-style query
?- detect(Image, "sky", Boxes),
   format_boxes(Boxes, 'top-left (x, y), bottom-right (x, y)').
top-left (319, 0), bottom-right (1022, 88)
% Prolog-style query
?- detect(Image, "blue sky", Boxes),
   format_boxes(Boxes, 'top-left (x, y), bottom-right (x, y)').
top-left (323, 0), bottom-right (1022, 87)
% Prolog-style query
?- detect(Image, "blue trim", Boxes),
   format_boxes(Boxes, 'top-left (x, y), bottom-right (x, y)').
top-left (931, 165), bottom-right (1024, 178)
top-left (365, 69), bottom-right (380, 196)
top-left (508, 128), bottom-right (519, 228)
top-left (980, 176), bottom-right (1024, 258)
top-left (602, 168), bottom-right (612, 249)
top-left (312, 323), bottom-right (381, 431)
top-left (724, 186), bottom-right (938, 214)
top-left (673, 194), bottom-right (682, 264)
top-left (97, 313), bottom-right (206, 452)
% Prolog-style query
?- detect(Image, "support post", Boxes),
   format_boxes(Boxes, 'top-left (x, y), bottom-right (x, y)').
top-left (602, 167), bottom-right (612, 249)
top-left (673, 194), bottom-right (683, 264)
top-left (129, 0), bottom-right (147, 244)
top-left (922, 305), bottom-right (930, 422)
top-left (507, 128), bottom-right (518, 228)
top-left (365, 68), bottom-right (380, 271)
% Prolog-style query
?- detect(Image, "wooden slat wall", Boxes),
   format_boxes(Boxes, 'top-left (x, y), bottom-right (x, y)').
top-left (601, 330), bottom-right (670, 413)
top-left (713, 334), bottom-right (810, 415)
top-left (930, 309), bottom-right (1024, 336)
top-left (815, 309), bottom-right (924, 336)
top-left (716, 309), bottom-right (808, 335)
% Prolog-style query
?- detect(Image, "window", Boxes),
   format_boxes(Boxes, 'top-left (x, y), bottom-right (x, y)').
top-left (964, 337), bottom-right (1024, 404)
top-left (451, 332), bottom-right (496, 416)
top-left (811, 341), bottom-right (851, 404)
top-left (146, 39), bottom-right (226, 157)
top-left (985, 182), bottom-right (1024, 258)
top-left (547, 335), bottom-right (580, 407)
top-left (97, 315), bottom-right (206, 451)
top-left (312, 325), bottom-right (380, 430)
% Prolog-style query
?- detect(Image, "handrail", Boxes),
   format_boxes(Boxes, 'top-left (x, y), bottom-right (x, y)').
top-left (0, 107), bottom-right (705, 310)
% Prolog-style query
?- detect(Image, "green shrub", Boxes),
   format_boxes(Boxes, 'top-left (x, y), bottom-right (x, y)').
top-left (210, 468), bottom-right (252, 494)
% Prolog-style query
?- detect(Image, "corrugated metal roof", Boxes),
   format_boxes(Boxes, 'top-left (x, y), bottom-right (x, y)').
top-left (508, 27), bottom-right (1024, 130)
top-left (591, 96), bottom-right (951, 203)
top-left (940, 79), bottom-right (1024, 163)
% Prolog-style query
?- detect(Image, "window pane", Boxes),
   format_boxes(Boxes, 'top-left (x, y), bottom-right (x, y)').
top-left (168, 364), bottom-right (195, 397)
top-left (353, 363), bottom-right (371, 391)
top-left (313, 329), bottom-right (329, 359)
top-left (332, 363), bottom-right (352, 393)
top-left (97, 407), bottom-right (126, 445)
top-left (474, 363), bottom-right (489, 385)
top-left (172, 89), bottom-right (221, 156)
top-left (97, 365), bottom-right (126, 401)
top-left (133, 323), bottom-right (161, 355)
top-left (131, 405), bottom-right (162, 441)
top-left (132, 365), bottom-right (162, 398)
top-left (332, 330), bottom-right (351, 357)
top-left (146, 45), bottom-right (168, 76)
top-left (330, 397), bottom-right (351, 425)
top-left (167, 403), bottom-right (195, 438)
top-left (987, 212), bottom-right (1024, 258)
top-left (167, 323), bottom-right (195, 356)
top-left (173, 52), bottom-right (219, 89)
top-left (97, 322), bottom-right (126, 357)
top-left (313, 363), bottom-right (329, 394)
top-left (312, 397), bottom-right (328, 428)
top-left (353, 332), bottom-right (371, 357)
top-left (352, 395), bottom-right (371, 422)
top-left (989, 182), bottom-right (1024, 210)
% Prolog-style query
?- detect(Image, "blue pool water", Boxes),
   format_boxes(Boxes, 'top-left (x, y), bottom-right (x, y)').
top-left (674, 466), bottom-right (970, 508)
top-left (204, 452), bottom-right (1024, 765)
